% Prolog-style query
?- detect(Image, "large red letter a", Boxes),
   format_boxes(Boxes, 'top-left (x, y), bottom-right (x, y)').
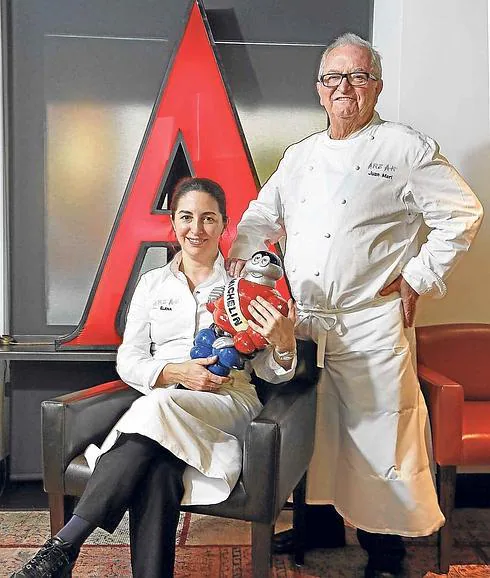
top-left (57, 1), bottom-right (259, 349)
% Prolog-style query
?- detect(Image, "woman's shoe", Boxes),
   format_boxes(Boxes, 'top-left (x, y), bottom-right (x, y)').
top-left (10, 536), bottom-right (79, 577)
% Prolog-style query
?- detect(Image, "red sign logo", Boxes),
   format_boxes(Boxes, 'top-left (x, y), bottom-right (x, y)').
top-left (57, 1), bottom-right (260, 349)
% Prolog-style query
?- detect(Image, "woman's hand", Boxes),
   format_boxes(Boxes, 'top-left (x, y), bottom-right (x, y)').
top-left (247, 297), bottom-right (297, 363)
top-left (156, 357), bottom-right (230, 392)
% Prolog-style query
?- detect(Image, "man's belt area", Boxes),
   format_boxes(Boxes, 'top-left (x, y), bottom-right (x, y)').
top-left (295, 294), bottom-right (399, 367)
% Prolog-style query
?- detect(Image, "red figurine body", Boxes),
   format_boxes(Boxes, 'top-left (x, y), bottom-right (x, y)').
top-left (207, 251), bottom-right (288, 354)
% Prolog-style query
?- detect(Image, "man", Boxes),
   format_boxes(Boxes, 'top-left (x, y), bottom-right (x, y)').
top-left (227, 33), bottom-right (483, 577)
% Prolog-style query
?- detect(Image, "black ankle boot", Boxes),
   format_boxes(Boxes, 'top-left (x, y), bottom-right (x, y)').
top-left (11, 536), bottom-right (79, 577)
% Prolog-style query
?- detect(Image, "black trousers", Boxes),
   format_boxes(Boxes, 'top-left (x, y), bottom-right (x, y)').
top-left (74, 433), bottom-right (186, 578)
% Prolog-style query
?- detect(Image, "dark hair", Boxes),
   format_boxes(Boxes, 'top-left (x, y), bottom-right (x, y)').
top-left (170, 177), bottom-right (228, 224)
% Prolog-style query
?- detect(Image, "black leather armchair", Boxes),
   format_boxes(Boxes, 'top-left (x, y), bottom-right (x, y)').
top-left (42, 340), bottom-right (319, 578)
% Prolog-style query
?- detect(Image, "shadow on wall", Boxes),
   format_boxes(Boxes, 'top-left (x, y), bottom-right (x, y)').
top-left (416, 143), bottom-right (490, 326)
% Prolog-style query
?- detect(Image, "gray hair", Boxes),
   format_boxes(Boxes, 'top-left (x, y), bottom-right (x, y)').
top-left (319, 33), bottom-right (382, 79)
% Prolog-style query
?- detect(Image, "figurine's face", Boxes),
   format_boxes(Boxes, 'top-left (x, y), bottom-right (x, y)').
top-left (243, 251), bottom-right (282, 284)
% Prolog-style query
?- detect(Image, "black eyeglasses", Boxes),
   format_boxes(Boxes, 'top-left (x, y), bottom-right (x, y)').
top-left (318, 72), bottom-right (379, 88)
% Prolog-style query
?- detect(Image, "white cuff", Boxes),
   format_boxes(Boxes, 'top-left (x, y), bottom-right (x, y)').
top-left (402, 259), bottom-right (447, 298)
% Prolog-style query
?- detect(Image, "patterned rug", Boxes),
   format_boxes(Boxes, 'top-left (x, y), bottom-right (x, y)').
top-left (1, 508), bottom-right (490, 577)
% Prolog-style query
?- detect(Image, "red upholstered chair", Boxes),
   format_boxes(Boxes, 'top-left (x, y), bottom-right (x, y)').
top-left (416, 323), bottom-right (490, 574)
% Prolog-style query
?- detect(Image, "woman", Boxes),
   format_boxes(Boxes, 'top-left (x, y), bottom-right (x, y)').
top-left (12, 177), bottom-right (297, 578)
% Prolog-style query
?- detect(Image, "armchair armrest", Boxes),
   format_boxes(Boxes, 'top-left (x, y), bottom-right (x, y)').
top-left (243, 378), bottom-right (316, 521)
top-left (42, 380), bottom-right (141, 493)
top-left (242, 341), bottom-right (319, 521)
top-left (418, 364), bottom-right (464, 465)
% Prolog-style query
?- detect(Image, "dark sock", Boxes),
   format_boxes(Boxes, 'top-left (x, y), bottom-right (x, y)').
top-left (56, 514), bottom-right (95, 549)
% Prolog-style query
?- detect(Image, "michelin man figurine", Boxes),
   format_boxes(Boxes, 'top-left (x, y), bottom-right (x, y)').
top-left (190, 251), bottom-right (288, 376)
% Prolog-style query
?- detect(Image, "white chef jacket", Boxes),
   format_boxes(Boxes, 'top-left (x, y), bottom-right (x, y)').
top-left (84, 252), bottom-right (296, 506)
top-left (230, 112), bottom-right (482, 319)
top-left (228, 113), bottom-right (483, 536)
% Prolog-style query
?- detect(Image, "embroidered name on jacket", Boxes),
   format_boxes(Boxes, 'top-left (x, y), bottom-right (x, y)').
top-left (152, 299), bottom-right (175, 311)
top-left (367, 162), bottom-right (397, 180)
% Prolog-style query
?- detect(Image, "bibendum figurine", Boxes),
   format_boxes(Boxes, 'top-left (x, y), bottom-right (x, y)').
top-left (190, 251), bottom-right (288, 376)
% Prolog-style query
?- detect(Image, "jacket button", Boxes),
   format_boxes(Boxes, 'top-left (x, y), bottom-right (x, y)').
top-left (314, 271), bottom-right (320, 276)
top-left (355, 165), bottom-right (360, 170)
top-left (308, 165), bottom-right (314, 171)
top-left (324, 233), bottom-right (331, 238)
top-left (341, 199), bottom-right (346, 204)
top-left (300, 198), bottom-right (306, 203)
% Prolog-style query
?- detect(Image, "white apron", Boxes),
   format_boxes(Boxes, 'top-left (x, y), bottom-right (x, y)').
top-left (299, 297), bottom-right (444, 536)
top-left (85, 376), bottom-right (262, 506)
